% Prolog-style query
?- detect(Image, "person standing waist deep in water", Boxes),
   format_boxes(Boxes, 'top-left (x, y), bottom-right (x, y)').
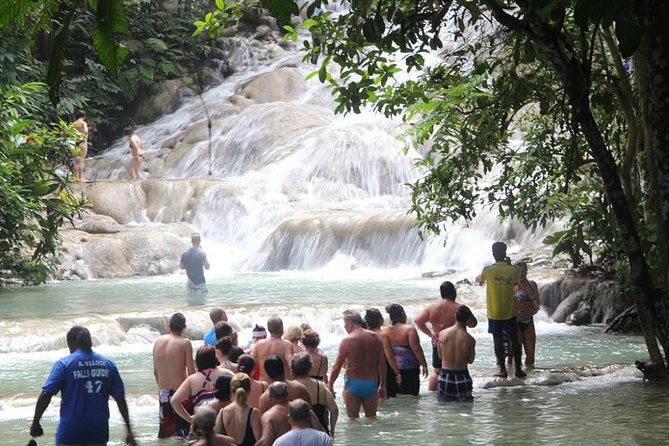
top-left (180, 232), bottom-right (210, 293)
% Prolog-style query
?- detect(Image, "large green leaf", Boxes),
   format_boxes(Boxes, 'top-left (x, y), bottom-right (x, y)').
top-left (92, 0), bottom-right (130, 76)
top-left (46, 5), bottom-right (77, 104)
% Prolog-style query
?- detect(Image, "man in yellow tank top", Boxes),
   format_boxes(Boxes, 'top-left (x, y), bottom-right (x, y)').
top-left (479, 242), bottom-right (526, 378)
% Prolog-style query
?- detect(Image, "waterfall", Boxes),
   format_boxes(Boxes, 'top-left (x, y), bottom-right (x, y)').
top-left (77, 31), bottom-right (553, 280)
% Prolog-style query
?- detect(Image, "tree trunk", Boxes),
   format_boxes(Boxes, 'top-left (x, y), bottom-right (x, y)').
top-left (635, 0), bottom-right (669, 364)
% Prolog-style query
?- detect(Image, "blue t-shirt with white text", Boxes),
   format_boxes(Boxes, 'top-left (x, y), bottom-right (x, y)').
top-left (42, 349), bottom-right (125, 444)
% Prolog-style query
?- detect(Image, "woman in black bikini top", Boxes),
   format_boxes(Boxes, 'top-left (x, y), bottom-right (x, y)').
top-left (216, 373), bottom-right (261, 446)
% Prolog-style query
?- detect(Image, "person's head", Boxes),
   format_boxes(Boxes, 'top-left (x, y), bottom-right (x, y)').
top-left (209, 307), bottom-right (228, 325)
top-left (216, 336), bottom-right (233, 356)
top-left (237, 354), bottom-right (256, 375)
top-left (300, 323), bottom-right (311, 332)
top-left (301, 329), bottom-right (321, 349)
top-left (385, 303), bottom-right (406, 325)
top-left (75, 110), bottom-right (86, 120)
top-left (440, 281), bottom-right (457, 300)
top-left (291, 352), bottom-right (313, 378)
top-left (492, 241), bottom-right (507, 262)
top-left (124, 126), bottom-right (134, 136)
top-left (268, 381), bottom-right (288, 402)
top-left (267, 315), bottom-right (284, 336)
top-left (195, 345), bottom-right (219, 371)
top-left (456, 305), bottom-right (475, 326)
top-left (214, 374), bottom-right (232, 402)
top-left (214, 321), bottom-right (233, 340)
top-left (230, 372), bottom-right (251, 405)
top-left (287, 398), bottom-right (311, 427)
top-left (284, 325), bottom-right (303, 343)
top-left (516, 261), bottom-right (528, 279)
top-left (191, 406), bottom-right (216, 437)
top-left (342, 310), bottom-right (364, 332)
top-left (252, 324), bottom-right (267, 342)
top-left (191, 232), bottom-right (201, 247)
top-left (66, 326), bottom-right (92, 353)
top-left (364, 308), bottom-right (384, 330)
top-left (169, 312), bottom-right (186, 334)
top-left (264, 355), bottom-right (285, 380)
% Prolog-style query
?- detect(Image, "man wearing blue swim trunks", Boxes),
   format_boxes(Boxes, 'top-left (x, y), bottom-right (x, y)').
top-left (328, 310), bottom-right (387, 418)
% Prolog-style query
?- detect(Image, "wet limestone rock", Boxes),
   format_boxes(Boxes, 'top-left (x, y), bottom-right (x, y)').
top-left (236, 67), bottom-right (306, 103)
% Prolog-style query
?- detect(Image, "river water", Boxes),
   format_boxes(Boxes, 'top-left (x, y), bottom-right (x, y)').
top-left (1, 273), bottom-right (667, 446)
top-left (3, 13), bottom-right (668, 446)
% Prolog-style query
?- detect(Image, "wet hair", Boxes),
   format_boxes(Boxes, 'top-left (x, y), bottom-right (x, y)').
top-left (300, 323), bottom-right (311, 332)
top-left (237, 354), bottom-right (255, 375)
top-left (267, 316), bottom-right (283, 335)
top-left (302, 329), bottom-right (321, 348)
top-left (264, 355), bottom-right (285, 380)
top-left (191, 233), bottom-right (201, 244)
top-left (284, 325), bottom-right (303, 342)
top-left (456, 305), bottom-right (474, 325)
top-left (214, 321), bottom-right (233, 340)
top-left (230, 372), bottom-right (251, 405)
top-left (364, 308), bottom-right (384, 330)
top-left (343, 310), bottom-right (364, 326)
top-left (215, 374), bottom-right (232, 401)
top-left (66, 326), bottom-right (92, 353)
top-left (268, 381), bottom-right (288, 400)
top-left (195, 345), bottom-right (219, 371)
top-left (169, 313), bottom-right (186, 333)
top-left (75, 110), bottom-right (86, 119)
top-left (209, 307), bottom-right (227, 324)
top-left (440, 281), bottom-right (457, 300)
top-left (216, 336), bottom-right (233, 356)
top-left (191, 406), bottom-right (216, 439)
top-left (492, 241), bottom-right (507, 261)
top-left (124, 126), bottom-right (135, 135)
top-left (291, 352), bottom-right (313, 378)
top-left (385, 303), bottom-right (405, 325)
top-left (288, 398), bottom-right (311, 423)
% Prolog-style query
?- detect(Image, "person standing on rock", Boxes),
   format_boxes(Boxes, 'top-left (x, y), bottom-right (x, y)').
top-left (479, 242), bottom-right (526, 379)
top-left (126, 126), bottom-right (144, 180)
top-left (72, 110), bottom-right (88, 182)
top-left (180, 232), bottom-right (210, 293)
top-left (514, 261), bottom-right (541, 368)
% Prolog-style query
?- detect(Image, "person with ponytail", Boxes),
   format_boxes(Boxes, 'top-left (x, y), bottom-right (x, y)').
top-left (214, 373), bottom-right (261, 446)
top-left (236, 354), bottom-right (268, 409)
top-left (189, 406), bottom-right (236, 446)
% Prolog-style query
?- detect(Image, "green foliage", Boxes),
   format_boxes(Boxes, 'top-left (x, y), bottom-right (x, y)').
top-left (0, 83), bottom-right (86, 286)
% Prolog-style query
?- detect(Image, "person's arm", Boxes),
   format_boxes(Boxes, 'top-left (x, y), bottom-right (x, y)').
top-left (284, 345), bottom-right (294, 380)
top-left (321, 354), bottom-right (330, 387)
top-left (377, 341), bottom-right (387, 400)
top-left (180, 253), bottom-right (186, 270)
top-left (170, 378), bottom-right (194, 424)
top-left (408, 327), bottom-right (429, 378)
top-left (250, 408), bottom-right (262, 442)
top-left (204, 254), bottom-right (210, 270)
top-left (30, 391), bottom-right (53, 437)
top-left (478, 268), bottom-right (486, 285)
top-left (414, 308), bottom-right (433, 339)
top-left (185, 340), bottom-right (195, 375)
top-left (467, 336), bottom-right (476, 364)
top-left (379, 331), bottom-right (401, 384)
top-left (112, 394), bottom-right (137, 446)
top-left (531, 280), bottom-right (541, 314)
top-left (328, 342), bottom-right (347, 394)
top-left (323, 383), bottom-right (339, 438)
top-left (254, 414), bottom-right (275, 446)
top-left (258, 392), bottom-right (270, 414)
top-left (152, 343), bottom-right (160, 386)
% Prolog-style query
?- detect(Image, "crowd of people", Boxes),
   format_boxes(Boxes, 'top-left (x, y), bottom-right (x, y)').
top-left (30, 241), bottom-right (541, 445)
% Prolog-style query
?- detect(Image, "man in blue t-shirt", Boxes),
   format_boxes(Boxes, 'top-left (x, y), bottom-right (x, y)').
top-left (180, 232), bottom-right (210, 292)
top-left (30, 326), bottom-right (136, 446)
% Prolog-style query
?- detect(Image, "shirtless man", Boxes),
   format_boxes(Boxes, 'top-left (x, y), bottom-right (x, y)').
top-left (437, 305), bottom-right (476, 402)
top-left (328, 310), bottom-right (386, 419)
top-left (257, 355), bottom-right (311, 413)
top-left (255, 382), bottom-right (291, 446)
top-left (253, 315), bottom-right (294, 381)
top-left (72, 110), bottom-right (88, 182)
top-left (414, 281), bottom-right (478, 390)
top-left (126, 127), bottom-right (144, 180)
top-left (152, 312), bottom-right (195, 439)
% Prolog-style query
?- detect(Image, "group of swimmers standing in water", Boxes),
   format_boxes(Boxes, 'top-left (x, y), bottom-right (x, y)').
top-left (30, 241), bottom-right (540, 445)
